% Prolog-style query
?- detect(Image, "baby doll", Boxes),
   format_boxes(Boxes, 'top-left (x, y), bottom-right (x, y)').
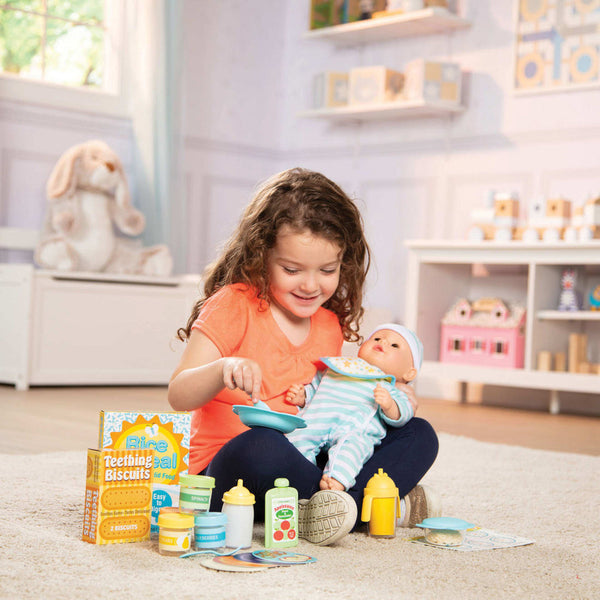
top-left (285, 323), bottom-right (423, 492)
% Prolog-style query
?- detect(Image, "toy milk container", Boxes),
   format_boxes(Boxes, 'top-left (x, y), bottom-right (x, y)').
top-left (265, 478), bottom-right (298, 548)
top-left (221, 479), bottom-right (255, 548)
top-left (361, 468), bottom-right (401, 538)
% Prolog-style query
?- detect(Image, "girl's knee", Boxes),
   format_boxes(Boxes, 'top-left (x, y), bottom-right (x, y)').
top-left (411, 417), bottom-right (439, 461)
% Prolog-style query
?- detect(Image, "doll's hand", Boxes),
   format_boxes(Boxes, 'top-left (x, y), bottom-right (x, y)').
top-left (374, 384), bottom-right (400, 421)
top-left (395, 381), bottom-right (418, 414)
top-left (222, 357), bottom-right (262, 402)
top-left (285, 384), bottom-right (306, 407)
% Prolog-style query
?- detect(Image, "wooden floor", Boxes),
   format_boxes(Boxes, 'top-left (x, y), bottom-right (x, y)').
top-left (1, 385), bottom-right (598, 456)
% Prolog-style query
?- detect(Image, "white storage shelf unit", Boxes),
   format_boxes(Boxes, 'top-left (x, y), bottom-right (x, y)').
top-left (405, 240), bottom-right (600, 413)
top-left (0, 265), bottom-right (201, 390)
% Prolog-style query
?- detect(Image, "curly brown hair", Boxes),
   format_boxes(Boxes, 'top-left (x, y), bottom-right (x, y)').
top-left (178, 167), bottom-right (371, 343)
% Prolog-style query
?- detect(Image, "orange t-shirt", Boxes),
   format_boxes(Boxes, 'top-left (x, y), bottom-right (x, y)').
top-left (188, 284), bottom-right (344, 474)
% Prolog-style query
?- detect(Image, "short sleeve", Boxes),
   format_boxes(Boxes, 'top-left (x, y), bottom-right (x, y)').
top-left (191, 285), bottom-right (249, 357)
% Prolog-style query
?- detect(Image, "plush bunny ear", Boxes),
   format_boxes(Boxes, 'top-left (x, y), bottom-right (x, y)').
top-left (46, 144), bottom-right (82, 199)
top-left (114, 163), bottom-right (132, 210)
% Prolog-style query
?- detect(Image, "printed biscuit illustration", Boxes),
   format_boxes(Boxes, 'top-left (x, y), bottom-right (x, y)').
top-left (101, 486), bottom-right (152, 511)
top-left (99, 515), bottom-right (151, 541)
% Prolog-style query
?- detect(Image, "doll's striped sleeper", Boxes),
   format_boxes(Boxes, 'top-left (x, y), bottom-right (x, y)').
top-left (286, 357), bottom-right (413, 489)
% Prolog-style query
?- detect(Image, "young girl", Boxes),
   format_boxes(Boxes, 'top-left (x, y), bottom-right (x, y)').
top-left (168, 168), bottom-right (439, 546)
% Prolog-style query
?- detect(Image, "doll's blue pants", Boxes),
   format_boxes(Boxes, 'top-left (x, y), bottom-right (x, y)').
top-left (202, 417), bottom-right (438, 527)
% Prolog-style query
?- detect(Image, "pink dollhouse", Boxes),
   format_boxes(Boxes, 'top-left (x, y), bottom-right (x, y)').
top-left (440, 297), bottom-right (526, 368)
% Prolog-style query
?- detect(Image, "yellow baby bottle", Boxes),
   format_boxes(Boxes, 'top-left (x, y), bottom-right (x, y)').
top-left (361, 468), bottom-right (400, 538)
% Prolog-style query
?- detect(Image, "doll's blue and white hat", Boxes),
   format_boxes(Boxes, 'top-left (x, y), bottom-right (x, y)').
top-left (368, 323), bottom-right (424, 372)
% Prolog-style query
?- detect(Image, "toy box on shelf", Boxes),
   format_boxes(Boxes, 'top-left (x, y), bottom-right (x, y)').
top-left (313, 71), bottom-right (349, 108)
top-left (440, 297), bottom-right (526, 368)
top-left (349, 66), bottom-right (405, 105)
top-left (98, 411), bottom-right (191, 534)
top-left (403, 59), bottom-right (462, 105)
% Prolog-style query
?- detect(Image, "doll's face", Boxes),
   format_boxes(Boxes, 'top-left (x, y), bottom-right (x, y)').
top-left (358, 329), bottom-right (416, 383)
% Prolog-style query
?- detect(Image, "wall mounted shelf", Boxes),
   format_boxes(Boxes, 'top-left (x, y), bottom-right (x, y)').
top-left (299, 99), bottom-right (464, 122)
top-left (304, 7), bottom-right (471, 46)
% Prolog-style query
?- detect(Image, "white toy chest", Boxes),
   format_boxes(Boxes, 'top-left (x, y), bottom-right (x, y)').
top-left (0, 265), bottom-right (201, 390)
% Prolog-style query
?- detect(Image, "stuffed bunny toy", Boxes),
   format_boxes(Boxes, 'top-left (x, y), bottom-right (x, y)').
top-left (35, 140), bottom-right (173, 276)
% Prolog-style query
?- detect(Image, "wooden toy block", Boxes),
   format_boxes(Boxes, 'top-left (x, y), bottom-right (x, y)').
top-left (546, 198), bottom-right (571, 220)
top-left (568, 333), bottom-right (588, 373)
top-left (313, 71), bottom-right (349, 108)
top-left (468, 194), bottom-right (520, 241)
top-left (537, 351), bottom-right (552, 371)
top-left (403, 59), bottom-right (461, 104)
top-left (349, 66), bottom-right (405, 105)
top-left (494, 198), bottom-right (520, 219)
top-left (554, 352), bottom-right (566, 372)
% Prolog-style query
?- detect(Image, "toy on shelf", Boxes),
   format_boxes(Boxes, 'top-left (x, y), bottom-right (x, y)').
top-left (537, 350), bottom-right (566, 372)
top-left (557, 268), bottom-right (583, 311)
top-left (310, 0), bottom-right (359, 28)
top-left (403, 59), bottom-right (462, 105)
top-left (465, 192), bottom-right (600, 243)
top-left (349, 66), bottom-right (405, 105)
top-left (313, 71), bottom-right (349, 108)
top-left (568, 333), bottom-right (600, 374)
top-left (467, 191), bottom-right (520, 242)
top-left (521, 197), bottom-right (571, 242)
top-left (589, 285), bottom-right (600, 310)
top-left (564, 196), bottom-right (600, 241)
top-left (440, 297), bottom-right (526, 368)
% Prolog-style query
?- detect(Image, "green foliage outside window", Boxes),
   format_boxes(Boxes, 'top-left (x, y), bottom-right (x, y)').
top-left (0, 0), bottom-right (105, 88)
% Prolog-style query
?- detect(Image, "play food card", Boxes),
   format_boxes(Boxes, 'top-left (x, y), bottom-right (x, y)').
top-left (199, 550), bottom-right (317, 572)
top-left (82, 447), bottom-right (154, 545)
top-left (98, 411), bottom-right (191, 533)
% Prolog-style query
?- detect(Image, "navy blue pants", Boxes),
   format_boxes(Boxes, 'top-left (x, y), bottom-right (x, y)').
top-left (203, 417), bottom-right (438, 526)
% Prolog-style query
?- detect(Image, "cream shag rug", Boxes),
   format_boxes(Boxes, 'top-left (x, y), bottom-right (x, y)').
top-left (0, 433), bottom-right (598, 600)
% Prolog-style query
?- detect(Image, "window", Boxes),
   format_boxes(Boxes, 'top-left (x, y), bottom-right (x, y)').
top-left (470, 338), bottom-right (486, 353)
top-left (0, 0), bottom-right (125, 115)
top-left (449, 337), bottom-right (465, 352)
top-left (492, 339), bottom-right (508, 355)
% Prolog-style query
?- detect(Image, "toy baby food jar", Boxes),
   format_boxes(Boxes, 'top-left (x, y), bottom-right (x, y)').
top-left (179, 474), bottom-right (215, 513)
top-left (194, 511), bottom-right (227, 553)
top-left (157, 512), bottom-right (194, 556)
top-left (415, 517), bottom-right (475, 547)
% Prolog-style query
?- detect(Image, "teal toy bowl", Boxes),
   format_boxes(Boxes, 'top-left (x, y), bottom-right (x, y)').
top-left (232, 405), bottom-right (307, 434)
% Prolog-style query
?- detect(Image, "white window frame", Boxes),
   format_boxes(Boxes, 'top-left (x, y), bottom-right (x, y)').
top-left (0, 0), bottom-right (128, 117)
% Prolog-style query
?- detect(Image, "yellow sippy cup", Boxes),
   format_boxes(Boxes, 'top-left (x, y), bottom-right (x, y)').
top-left (361, 468), bottom-right (401, 538)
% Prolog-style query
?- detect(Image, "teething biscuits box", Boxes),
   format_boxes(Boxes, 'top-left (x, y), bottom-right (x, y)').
top-left (82, 448), bottom-right (154, 544)
top-left (98, 411), bottom-right (192, 534)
